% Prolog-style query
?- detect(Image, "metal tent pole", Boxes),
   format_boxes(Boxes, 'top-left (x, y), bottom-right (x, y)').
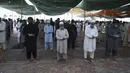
top-left (71, 8), bottom-right (74, 20)
top-left (67, 12), bottom-right (69, 20)
top-left (33, 6), bottom-right (36, 20)
top-left (83, 0), bottom-right (86, 32)
top-left (83, 0), bottom-right (86, 21)
top-left (12, 11), bottom-right (13, 19)
top-left (20, 0), bottom-right (23, 20)
top-left (104, 10), bottom-right (106, 21)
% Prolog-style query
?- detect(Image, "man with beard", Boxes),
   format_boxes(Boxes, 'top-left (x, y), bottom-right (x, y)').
top-left (56, 22), bottom-right (69, 62)
top-left (23, 17), bottom-right (39, 63)
top-left (84, 20), bottom-right (98, 62)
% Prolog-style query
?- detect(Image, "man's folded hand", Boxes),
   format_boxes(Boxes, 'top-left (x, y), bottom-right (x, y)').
top-left (28, 34), bottom-right (35, 36)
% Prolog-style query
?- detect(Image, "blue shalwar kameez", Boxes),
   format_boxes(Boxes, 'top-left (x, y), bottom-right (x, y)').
top-left (44, 24), bottom-right (53, 49)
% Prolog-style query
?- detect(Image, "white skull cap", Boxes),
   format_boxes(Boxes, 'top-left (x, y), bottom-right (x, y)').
top-left (59, 22), bottom-right (64, 25)
top-left (46, 20), bottom-right (50, 23)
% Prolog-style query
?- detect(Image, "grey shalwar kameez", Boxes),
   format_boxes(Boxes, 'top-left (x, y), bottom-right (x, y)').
top-left (106, 23), bottom-right (120, 57)
top-left (56, 28), bottom-right (69, 60)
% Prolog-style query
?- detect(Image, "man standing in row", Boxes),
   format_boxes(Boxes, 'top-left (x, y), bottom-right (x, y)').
top-left (68, 20), bottom-right (77, 50)
top-left (76, 21), bottom-right (82, 36)
top-left (106, 19), bottom-right (120, 60)
top-left (0, 18), bottom-right (6, 51)
top-left (38, 20), bottom-right (44, 44)
top-left (17, 20), bottom-right (22, 43)
top-left (56, 22), bottom-right (69, 62)
top-left (44, 20), bottom-right (53, 50)
top-left (84, 20), bottom-right (98, 62)
top-left (0, 18), bottom-right (6, 62)
top-left (23, 17), bottom-right (39, 63)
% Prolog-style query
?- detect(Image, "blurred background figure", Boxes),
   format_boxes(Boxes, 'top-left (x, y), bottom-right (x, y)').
top-left (17, 20), bottom-right (22, 43)
top-left (68, 20), bottom-right (77, 50)
top-left (20, 20), bottom-right (27, 50)
top-left (76, 21), bottom-right (82, 36)
top-left (0, 18), bottom-right (6, 51)
top-left (35, 18), bottom-right (40, 27)
top-left (38, 19), bottom-right (45, 44)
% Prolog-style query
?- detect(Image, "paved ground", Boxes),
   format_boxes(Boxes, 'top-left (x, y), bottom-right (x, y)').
top-left (1, 58), bottom-right (130, 73)
top-left (0, 29), bottom-right (130, 73)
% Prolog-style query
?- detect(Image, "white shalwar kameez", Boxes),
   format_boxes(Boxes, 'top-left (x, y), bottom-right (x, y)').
top-left (0, 21), bottom-right (6, 50)
top-left (84, 24), bottom-right (98, 59)
top-left (17, 22), bottom-right (22, 43)
top-left (76, 23), bottom-right (81, 36)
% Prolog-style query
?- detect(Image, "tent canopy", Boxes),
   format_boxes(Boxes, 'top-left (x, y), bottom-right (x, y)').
top-left (95, 10), bottom-right (121, 17)
top-left (77, 0), bottom-right (130, 11)
top-left (116, 4), bottom-right (130, 12)
top-left (0, 0), bottom-right (130, 16)
top-left (0, 0), bottom-right (41, 15)
top-left (30, 0), bottom-right (81, 15)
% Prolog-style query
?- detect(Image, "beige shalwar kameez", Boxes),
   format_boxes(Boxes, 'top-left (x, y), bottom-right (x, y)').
top-left (56, 29), bottom-right (69, 60)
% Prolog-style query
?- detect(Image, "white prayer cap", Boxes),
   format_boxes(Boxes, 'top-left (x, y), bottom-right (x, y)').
top-left (59, 22), bottom-right (64, 25)
top-left (46, 20), bottom-right (50, 23)
top-left (89, 20), bottom-right (96, 23)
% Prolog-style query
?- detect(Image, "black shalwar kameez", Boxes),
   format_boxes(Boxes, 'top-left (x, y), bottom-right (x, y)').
top-left (23, 23), bottom-right (39, 59)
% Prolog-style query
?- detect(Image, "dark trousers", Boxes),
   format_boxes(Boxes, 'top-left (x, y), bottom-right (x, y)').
top-left (106, 49), bottom-right (117, 57)
top-left (26, 48), bottom-right (37, 59)
top-left (105, 39), bottom-right (118, 57)
top-left (6, 33), bottom-right (11, 44)
top-left (25, 39), bottom-right (37, 59)
top-left (68, 37), bottom-right (76, 50)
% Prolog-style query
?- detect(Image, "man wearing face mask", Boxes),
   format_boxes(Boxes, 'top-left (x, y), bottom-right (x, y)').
top-left (44, 20), bottom-right (53, 50)
top-left (56, 22), bottom-right (69, 62)
top-left (106, 19), bottom-right (120, 60)
top-left (84, 20), bottom-right (98, 62)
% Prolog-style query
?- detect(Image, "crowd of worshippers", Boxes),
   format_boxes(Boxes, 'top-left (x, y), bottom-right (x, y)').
top-left (0, 17), bottom-right (130, 63)
top-left (0, 18), bottom-right (13, 51)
